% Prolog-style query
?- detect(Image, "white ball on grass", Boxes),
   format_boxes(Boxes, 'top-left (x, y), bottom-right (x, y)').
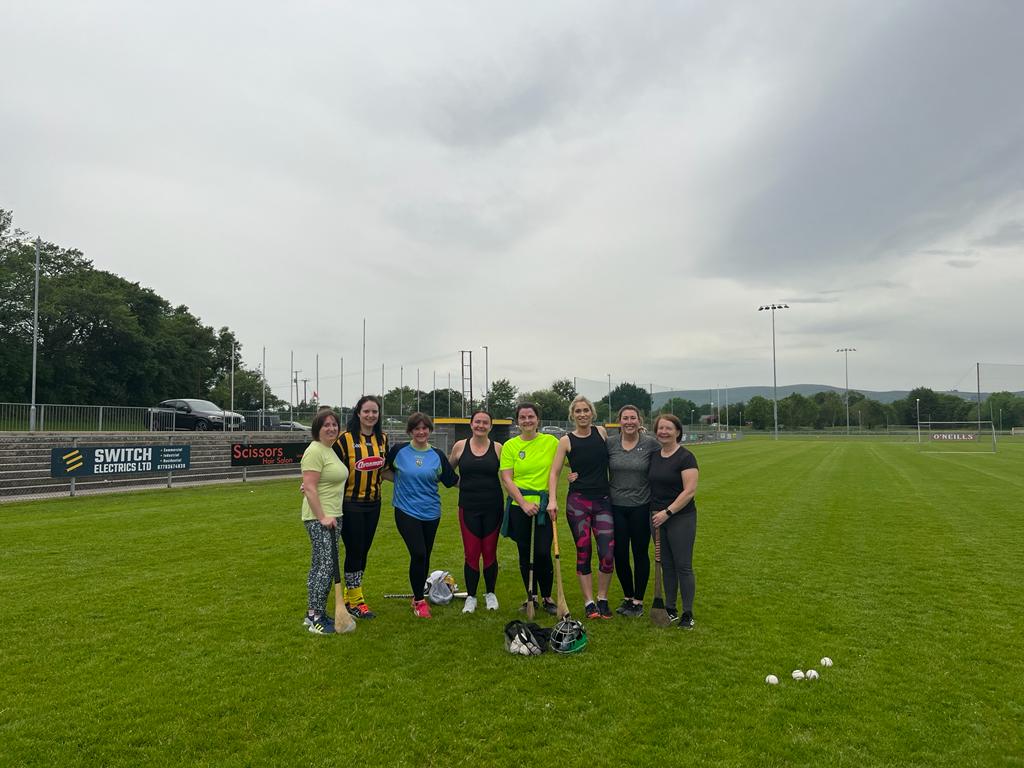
top-left (805, 669), bottom-right (819, 680)
top-left (765, 674), bottom-right (779, 685)
top-left (820, 656), bottom-right (833, 667)
top-left (791, 669), bottom-right (805, 680)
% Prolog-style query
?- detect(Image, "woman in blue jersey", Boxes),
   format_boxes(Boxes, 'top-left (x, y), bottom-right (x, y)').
top-left (386, 412), bottom-right (459, 618)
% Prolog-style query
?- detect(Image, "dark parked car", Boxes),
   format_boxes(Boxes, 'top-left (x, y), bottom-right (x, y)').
top-left (147, 399), bottom-right (246, 431)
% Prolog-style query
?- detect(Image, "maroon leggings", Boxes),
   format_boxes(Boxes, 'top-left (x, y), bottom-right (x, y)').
top-left (459, 506), bottom-right (500, 596)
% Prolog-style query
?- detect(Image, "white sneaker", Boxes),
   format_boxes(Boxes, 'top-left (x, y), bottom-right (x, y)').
top-left (462, 595), bottom-right (478, 613)
top-left (484, 592), bottom-right (499, 611)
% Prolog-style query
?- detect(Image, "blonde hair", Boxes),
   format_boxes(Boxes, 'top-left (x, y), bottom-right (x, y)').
top-left (568, 395), bottom-right (597, 424)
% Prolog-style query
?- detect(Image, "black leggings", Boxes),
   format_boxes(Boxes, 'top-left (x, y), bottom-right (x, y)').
top-left (613, 504), bottom-right (651, 600)
top-left (394, 508), bottom-right (440, 600)
top-left (660, 510), bottom-right (696, 613)
top-left (340, 500), bottom-right (381, 585)
top-left (507, 505), bottom-right (553, 599)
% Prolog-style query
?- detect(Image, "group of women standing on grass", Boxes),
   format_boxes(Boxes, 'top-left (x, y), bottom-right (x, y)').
top-left (298, 396), bottom-right (701, 633)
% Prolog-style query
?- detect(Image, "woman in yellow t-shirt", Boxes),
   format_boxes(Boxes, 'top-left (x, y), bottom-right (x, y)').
top-left (499, 402), bottom-right (560, 615)
top-left (300, 409), bottom-right (349, 635)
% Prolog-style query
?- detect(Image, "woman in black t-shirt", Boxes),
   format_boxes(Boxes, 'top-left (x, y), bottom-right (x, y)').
top-left (649, 413), bottom-right (700, 629)
top-left (449, 410), bottom-right (504, 613)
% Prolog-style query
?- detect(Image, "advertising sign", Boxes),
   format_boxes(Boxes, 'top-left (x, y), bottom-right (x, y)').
top-left (51, 445), bottom-right (191, 477)
top-left (230, 442), bottom-right (306, 467)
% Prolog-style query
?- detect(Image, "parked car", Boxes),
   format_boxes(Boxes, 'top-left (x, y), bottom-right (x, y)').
top-left (540, 425), bottom-right (567, 437)
top-left (278, 421), bottom-right (311, 433)
top-left (249, 410), bottom-right (282, 431)
top-left (146, 399), bottom-right (246, 431)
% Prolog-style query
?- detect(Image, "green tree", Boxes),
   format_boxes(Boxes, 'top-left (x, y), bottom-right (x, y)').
top-left (209, 368), bottom-right (285, 412)
top-left (383, 386), bottom-right (424, 417)
top-left (983, 391), bottom-right (1024, 429)
top-left (523, 389), bottom-right (570, 423)
top-left (484, 378), bottom-right (517, 418)
top-left (660, 398), bottom-right (697, 419)
top-left (423, 388), bottom-right (464, 418)
top-left (745, 396), bottom-right (774, 430)
top-left (813, 391), bottom-right (846, 429)
top-left (779, 393), bottom-right (818, 429)
top-left (0, 208), bottom-right (231, 405)
top-left (610, 382), bottom-right (652, 415)
top-left (551, 378), bottom-right (577, 401)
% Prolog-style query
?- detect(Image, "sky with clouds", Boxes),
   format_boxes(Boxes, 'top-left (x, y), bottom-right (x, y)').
top-left (3, 1), bottom-right (1023, 404)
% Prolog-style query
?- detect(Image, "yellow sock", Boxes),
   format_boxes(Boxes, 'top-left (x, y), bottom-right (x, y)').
top-left (343, 586), bottom-right (351, 607)
top-left (348, 586), bottom-right (364, 606)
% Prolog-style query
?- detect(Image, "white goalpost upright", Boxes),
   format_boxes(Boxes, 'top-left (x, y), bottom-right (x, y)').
top-left (918, 421), bottom-right (997, 454)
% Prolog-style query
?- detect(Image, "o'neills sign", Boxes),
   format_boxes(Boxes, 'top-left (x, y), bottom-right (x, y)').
top-left (231, 442), bottom-right (306, 466)
top-left (931, 433), bottom-right (978, 441)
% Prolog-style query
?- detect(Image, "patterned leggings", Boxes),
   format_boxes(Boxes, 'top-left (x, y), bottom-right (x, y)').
top-left (304, 519), bottom-right (340, 614)
top-left (565, 491), bottom-right (614, 575)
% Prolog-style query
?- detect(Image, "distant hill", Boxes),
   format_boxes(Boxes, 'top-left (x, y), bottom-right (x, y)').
top-left (650, 385), bottom-right (1018, 407)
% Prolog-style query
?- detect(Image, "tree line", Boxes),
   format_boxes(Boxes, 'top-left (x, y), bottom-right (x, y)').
top-left (5, 209), bottom-right (1021, 426)
top-left (0, 209), bottom-right (283, 410)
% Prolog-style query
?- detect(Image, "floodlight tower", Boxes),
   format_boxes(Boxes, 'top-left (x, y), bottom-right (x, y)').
top-left (758, 303), bottom-right (789, 440)
top-left (29, 238), bottom-right (41, 431)
top-left (837, 347), bottom-right (856, 435)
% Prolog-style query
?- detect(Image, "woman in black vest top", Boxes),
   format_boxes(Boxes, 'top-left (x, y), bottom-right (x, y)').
top-left (547, 395), bottom-right (614, 620)
top-left (448, 410), bottom-right (504, 613)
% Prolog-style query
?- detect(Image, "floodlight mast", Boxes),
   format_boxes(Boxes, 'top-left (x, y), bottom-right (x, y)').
top-left (837, 348), bottom-right (857, 435)
top-left (29, 238), bottom-right (41, 431)
top-left (758, 303), bottom-right (789, 440)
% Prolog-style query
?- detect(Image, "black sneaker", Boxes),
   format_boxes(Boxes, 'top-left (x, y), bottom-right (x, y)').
top-left (596, 599), bottom-right (613, 619)
top-left (615, 599), bottom-right (632, 616)
top-left (585, 602), bottom-right (601, 620)
top-left (627, 602), bottom-right (644, 618)
top-left (679, 611), bottom-right (695, 630)
top-left (542, 599), bottom-right (558, 616)
top-left (519, 598), bottom-right (539, 614)
top-left (667, 607), bottom-right (679, 623)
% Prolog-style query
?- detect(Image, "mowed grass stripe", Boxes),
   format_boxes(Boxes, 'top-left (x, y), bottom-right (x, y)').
top-left (1, 441), bottom-right (1022, 767)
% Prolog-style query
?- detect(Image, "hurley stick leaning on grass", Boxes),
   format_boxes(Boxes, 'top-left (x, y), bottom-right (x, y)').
top-left (300, 408), bottom-right (349, 635)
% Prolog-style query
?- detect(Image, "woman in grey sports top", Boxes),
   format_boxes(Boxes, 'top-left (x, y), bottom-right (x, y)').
top-left (606, 404), bottom-right (660, 617)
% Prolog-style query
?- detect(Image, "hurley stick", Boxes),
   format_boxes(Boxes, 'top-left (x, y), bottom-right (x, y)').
top-left (525, 512), bottom-right (536, 621)
top-left (650, 526), bottom-right (671, 627)
top-left (552, 516), bottom-right (570, 620)
top-left (331, 528), bottom-right (357, 634)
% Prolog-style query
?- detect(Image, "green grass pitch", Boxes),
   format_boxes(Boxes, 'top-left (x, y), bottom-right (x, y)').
top-left (2, 440), bottom-right (1022, 767)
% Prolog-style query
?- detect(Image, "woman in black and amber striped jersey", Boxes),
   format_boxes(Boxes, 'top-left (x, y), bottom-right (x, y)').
top-left (332, 395), bottom-right (389, 619)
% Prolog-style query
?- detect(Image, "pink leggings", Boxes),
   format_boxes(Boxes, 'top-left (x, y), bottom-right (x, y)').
top-left (565, 491), bottom-right (614, 575)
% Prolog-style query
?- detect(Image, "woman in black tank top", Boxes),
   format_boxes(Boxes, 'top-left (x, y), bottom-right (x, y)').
top-left (547, 395), bottom-right (615, 620)
top-left (448, 410), bottom-right (504, 613)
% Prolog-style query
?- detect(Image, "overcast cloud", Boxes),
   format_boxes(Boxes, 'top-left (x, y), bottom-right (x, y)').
top-left (3, 0), bottom-right (1022, 403)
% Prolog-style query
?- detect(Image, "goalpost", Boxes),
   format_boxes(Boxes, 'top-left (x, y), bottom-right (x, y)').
top-left (918, 421), bottom-right (997, 454)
